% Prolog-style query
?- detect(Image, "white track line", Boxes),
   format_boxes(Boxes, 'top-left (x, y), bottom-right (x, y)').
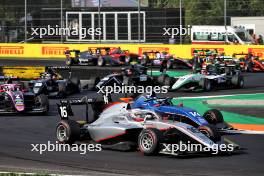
top-left (224, 129), bottom-right (264, 135)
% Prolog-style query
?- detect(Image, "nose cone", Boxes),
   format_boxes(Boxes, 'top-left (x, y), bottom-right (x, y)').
top-left (13, 92), bottom-right (25, 112)
top-left (15, 104), bottom-right (25, 112)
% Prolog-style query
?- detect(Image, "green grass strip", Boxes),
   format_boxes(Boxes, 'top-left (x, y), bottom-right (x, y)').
top-left (172, 93), bottom-right (264, 125)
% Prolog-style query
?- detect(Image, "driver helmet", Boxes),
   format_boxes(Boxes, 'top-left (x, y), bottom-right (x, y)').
top-left (45, 73), bottom-right (52, 80)
top-left (201, 69), bottom-right (207, 75)
top-left (6, 78), bottom-right (12, 84)
top-left (126, 69), bottom-right (132, 75)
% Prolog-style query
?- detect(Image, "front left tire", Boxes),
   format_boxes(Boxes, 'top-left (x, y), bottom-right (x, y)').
top-left (56, 120), bottom-right (80, 144)
top-left (138, 128), bottom-right (163, 156)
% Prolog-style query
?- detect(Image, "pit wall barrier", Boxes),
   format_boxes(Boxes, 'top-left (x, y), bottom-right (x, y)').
top-left (0, 43), bottom-right (264, 59)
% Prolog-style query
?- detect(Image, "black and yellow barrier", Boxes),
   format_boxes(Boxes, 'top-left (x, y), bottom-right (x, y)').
top-left (1, 66), bottom-right (45, 79)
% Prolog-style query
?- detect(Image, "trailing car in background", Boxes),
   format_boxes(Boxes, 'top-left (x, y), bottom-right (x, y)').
top-left (96, 65), bottom-right (155, 88)
top-left (65, 47), bottom-right (138, 67)
top-left (171, 68), bottom-right (244, 91)
top-left (233, 52), bottom-right (264, 72)
top-left (96, 65), bottom-right (174, 96)
top-left (0, 81), bottom-right (49, 115)
top-left (65, 49), bottom-right (98, 66)
top-left (139, 50), bottom-right (192, 69)
top-left (96, 47), bottom-right (138, 66)
top-left (29, 68), bottom-right (81, 98)
top-left (168, 58), bottom-right (193, 69)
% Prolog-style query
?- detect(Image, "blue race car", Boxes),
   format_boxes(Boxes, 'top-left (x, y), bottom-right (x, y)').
top-left (131, 95), bottom-right (230, 141)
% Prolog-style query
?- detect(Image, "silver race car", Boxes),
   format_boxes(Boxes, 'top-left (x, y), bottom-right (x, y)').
top-left (56, 97), bottom-right (236, 156)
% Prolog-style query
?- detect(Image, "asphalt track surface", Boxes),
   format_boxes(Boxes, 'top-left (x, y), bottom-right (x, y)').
top-left (0, 59), bottom-right (264, 175)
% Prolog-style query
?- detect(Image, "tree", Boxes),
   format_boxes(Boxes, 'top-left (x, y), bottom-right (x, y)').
top-left (151, 0), bottom-right (264, 25)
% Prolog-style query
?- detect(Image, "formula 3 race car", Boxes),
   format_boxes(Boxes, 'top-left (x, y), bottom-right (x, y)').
top-left (65, 47), bottom-right (138, 67)
top-left (0, 82), bottom-right (49, 114)
top-left (96, 47), bottom-right (138, 66)
top-left (131, 94), bottom-right (230, 134)
top-left (97, 64), bottom-right (175, 90)
top-left (56, 97), bottom-right (236, 156)
top-left (65, 49), bottom-right (98, 66)
top-left (96, 65), bottom-right (155, 88)
top-left (29, 68), bottom-right (81, 98)
top-left (171, 67), bottom-right (244, 91)
top-left (233, 52), bottom-right (264, 72)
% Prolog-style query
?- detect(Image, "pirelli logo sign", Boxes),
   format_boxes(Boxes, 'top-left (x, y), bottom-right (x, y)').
top-left (42, 46), bottom-right (69, 55)
top-left (0, 46), bottom-right (24, 55)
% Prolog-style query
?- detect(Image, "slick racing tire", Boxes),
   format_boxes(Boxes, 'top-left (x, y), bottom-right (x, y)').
top-left (97, 56), bottom-right (105, 67)
top-left (164, 77), bottom-right (172, 88)
top-left (140, 59), bottom-right (147, 66)
top-left (56, 120), bottom-right (80, 145)
top-left (70, 77), bottom-right (81, 92)
top-left (203, 109), bottom-right (224, 124)
top-left (198, 125), bottom-right (221, 143)
top-left (225, 67), bottom-right (232, 75)
top-left (138, 128), bottom-right (163, 156)
top-left (89, 76), bottom-right (101, 91)
top-left (199, 78), bottom-right (211, 91)
top-left (157, 74), bottom-right (169, 85)
top-left (231, 75), bottom-right (244, 88)
top-left (66, 58), bottom-right (72, 66)
top-left (58, 82), bottom-right (67, 98)
top-left (125, 56), bottom-right (131, 64)
top-left (35, 94), bottom-right (49, 114)
top-left (246, 62), bottom-right (253, 72)
top-left (166, 60), bottom-right (173, 69)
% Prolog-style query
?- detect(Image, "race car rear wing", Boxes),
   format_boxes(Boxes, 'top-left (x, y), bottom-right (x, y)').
top-left (45, 66), bottom-right (70, 70)
top-left (57, 96), bottom-right (106, 123)
top-left (64, 50), bottom-right (80, 55)
top-left (0, 76), bottom-right (20, 83)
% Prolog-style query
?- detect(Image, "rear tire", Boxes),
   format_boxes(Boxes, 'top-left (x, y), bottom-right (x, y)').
top-left (89, 76), bottom-right (101, 90)
top-left (198, 125), bottom-right (221, 143)
top-left (167, 60), bottom-right (173, 69)
top-left (97, 56), bottom-right (105, 67)
top-left (199, 78), bottom-right (211, 91)
top-left (157, 74), bottom-right (168, 85)
top-left (58, 83), bottom-right (67, 98)
top-left (231, 75), bottom-right (244, 88)
top-left (35, 94), bottom-right (49, 114)
top-left (246, 62), bottom-right (253, 72)
top-left (140, 58), bottom-right (147, 66)
top-left (56, 120), bottom-right (80, 144)
top-left (225, 67), bottom-right (232, 75)
top-left (70, 77), bottom-right (81, 92)
top-left (66, 58), bottom-right (72, 66)
top-left (164, 77), bottom-right (172, 87)
top-left (138, 128), bottom-right (163, 156)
